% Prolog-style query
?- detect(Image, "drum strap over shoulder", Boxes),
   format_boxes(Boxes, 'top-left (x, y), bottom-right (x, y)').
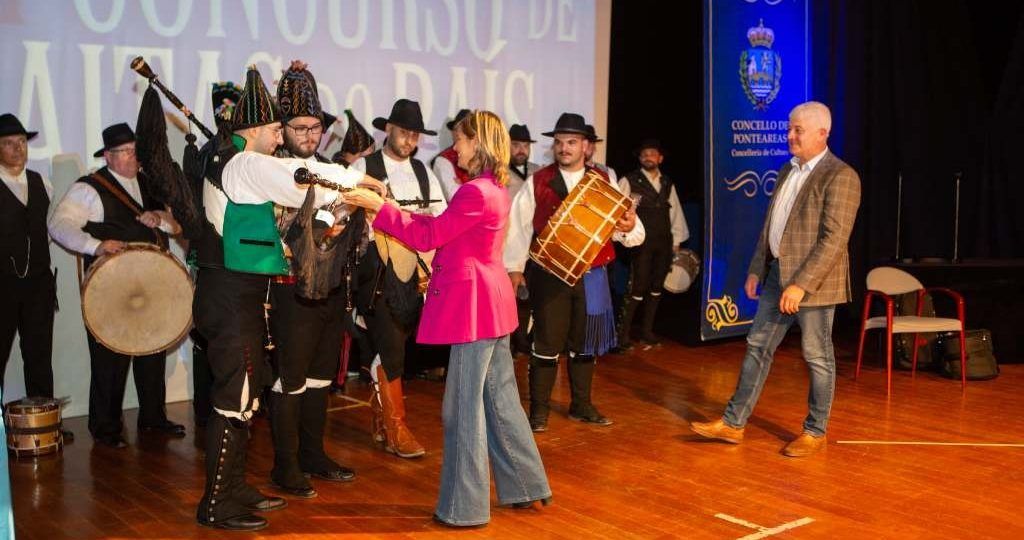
top-left (88, 172), bottom-right (167, 250)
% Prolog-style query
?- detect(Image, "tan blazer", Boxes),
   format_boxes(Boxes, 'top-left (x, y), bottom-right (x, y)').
top-left (748, 151), bottom-right (861, 307)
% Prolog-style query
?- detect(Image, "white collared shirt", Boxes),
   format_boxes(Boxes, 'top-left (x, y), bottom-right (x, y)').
top-left (768, 148), bottom-right (829, 257)
top-left (0, 166), bottom-right (53, 205)
top-left (48, 168), bottom-right (172, 256)
top-left (503, 167), bottom-right (646, 273)
top-left (352, 152), bottom-right (448, 217)
top-left (635, 168), bottom-right (689, 247)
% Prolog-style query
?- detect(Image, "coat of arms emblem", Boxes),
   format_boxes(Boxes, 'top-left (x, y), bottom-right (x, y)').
top-left (739, 19), bottom-right (781, 110)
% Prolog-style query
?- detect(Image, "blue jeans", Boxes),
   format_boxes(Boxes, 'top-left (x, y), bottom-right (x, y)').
top-left (436, 336), bottom-right (551, 526)
top-left (722, 261), bottom-right (837, 437)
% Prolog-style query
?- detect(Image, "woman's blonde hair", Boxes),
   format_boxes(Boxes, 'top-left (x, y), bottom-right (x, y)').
top-left (454, 110), bottom-right (510, 187)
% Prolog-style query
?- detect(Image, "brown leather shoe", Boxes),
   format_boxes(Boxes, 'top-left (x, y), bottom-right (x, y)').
top-left (782, 432), bottom-right (826, 457)
top-left (689, 419), bottom-right (744, 444)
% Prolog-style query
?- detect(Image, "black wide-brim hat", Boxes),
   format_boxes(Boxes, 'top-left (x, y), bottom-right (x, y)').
top-left (0, 113), bottom-right (38, 141)
top-left (93, 122), bottom-right (136, 157)
top-left (584, 124), bottom-right (603, 143)
top-left (372, 99), bottom-right (437, 136)
top-left (635, 138), bottom-right (665, 156)
top-left (542, 113), bottom-right (590, 137)
top-left (446, 109), bottom-right (471, 130)
top-left (509, 124), bottom-right (536, 143)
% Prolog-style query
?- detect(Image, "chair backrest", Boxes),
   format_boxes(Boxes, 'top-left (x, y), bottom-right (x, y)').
top-left (866, 267), bottom-right (924, 295)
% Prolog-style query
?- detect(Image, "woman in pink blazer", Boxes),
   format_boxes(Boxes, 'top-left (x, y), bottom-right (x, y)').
top-left (343, 111), bottom-right (551, 527)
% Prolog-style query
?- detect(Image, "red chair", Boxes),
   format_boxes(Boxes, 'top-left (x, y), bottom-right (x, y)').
top-left (855, 267), bottom-right (967, 395)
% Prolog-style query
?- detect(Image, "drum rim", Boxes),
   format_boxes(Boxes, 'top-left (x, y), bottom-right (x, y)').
top-left (80, 243), bottom-right (194, 356)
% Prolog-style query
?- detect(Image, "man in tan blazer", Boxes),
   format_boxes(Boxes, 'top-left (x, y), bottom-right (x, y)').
top-left (691, 101), bottom-right (861, 457)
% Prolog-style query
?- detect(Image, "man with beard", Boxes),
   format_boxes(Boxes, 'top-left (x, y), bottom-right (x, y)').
top-left (430, 108), bottom-right (471, 201)
top-left (505, 123), bottom-right (540, 357)
top-left (351, 98), bottom-right (446, 458)
top-left (614, 139), bottom-right (688, 351)
top-left (265, 60), bottom-right (361, 499)
top-left (191, 66), bottom-right (370, 530)
top-left (505, 113), bottom-right (645, 432)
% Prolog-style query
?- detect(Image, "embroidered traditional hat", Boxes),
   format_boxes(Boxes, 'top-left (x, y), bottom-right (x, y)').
top-left (277, 60), bottom-right (322, 121)
top-left (341, 109), bottom-right (374, 155)
top-left (232, 66), bottom-right (279, 131)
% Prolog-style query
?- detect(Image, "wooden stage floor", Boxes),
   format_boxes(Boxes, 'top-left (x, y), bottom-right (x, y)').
top-left (10, 334), bottom-right (1024, 539)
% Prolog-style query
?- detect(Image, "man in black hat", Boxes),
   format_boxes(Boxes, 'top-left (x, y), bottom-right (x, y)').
top-left (504, 112), bottom-right (645, 432)
top-left (191, 65), bottom-right (373, 531)
top-left (507, 123), bottom-right (540, 199)
top-left (49, 122), bottom-right (186, 448)
top-left (430, 108), bottom-right (471, 201)
top-left (350, 98), bottom-right (445, 459)
top-left (0, 113), bottom-right (61, 415)
top-left (506, 123), bottom-right (540, 358)
top-left (614, 139), bottom-right (688, 352)
top-left (583, 124), bottom-right (618, 185)
top-left (265, 60), bottom-right (360, 499)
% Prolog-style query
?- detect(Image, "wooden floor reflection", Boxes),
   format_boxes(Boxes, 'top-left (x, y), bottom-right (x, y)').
top-left (11, 334), bottom-right (1024, 539)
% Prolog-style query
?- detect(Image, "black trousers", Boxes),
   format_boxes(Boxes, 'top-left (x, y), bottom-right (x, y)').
top-left (86, 333), bottom-right (167, 438)
top-left (528, 266), bottom-right (587, 358)
top-left (193, 267), bottom-right (272, 418)
top-left (510, 296), bottom-right (532, 355)
top-left (269, 282), bottom-right (345, 392)
top-left (0, 272), bottom-right (55, 398)
top-left (627, 237), bottom-right (673, 298)
top-left (361, 292), bottom-right (417, 382)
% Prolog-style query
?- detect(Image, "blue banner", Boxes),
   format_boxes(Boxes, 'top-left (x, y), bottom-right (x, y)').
top-left (701, 0), bottom-right (810, 340)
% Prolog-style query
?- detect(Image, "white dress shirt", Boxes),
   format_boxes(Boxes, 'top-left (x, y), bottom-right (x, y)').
top-left (639, 169), bottom-right (690, 246)
top-left (768, 148), bottom-right (829, 258)
top-left (507, 161), bottom-right (540, 201)
top-left (431, 154), bottom-right (462, 202)
top-left (504, 167), bottom-right (646, 273)
top-left (0, 166), bottom-right (53, 205)
top-left (48, 168), bottom-right (174, 256)
top-left (352, 153), bottom-right (448, 216)
top-left (206, 151), bottom-right (361, 235)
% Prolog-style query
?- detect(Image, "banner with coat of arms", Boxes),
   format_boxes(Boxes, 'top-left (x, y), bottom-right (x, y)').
top-left (701, 0), bottom-right (810, 340)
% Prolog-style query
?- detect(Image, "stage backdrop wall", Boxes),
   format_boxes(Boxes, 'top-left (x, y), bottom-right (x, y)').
top-left (1, 0), bottom-right (605, 417)
top-left (700, 0), bottom-right (809, 340)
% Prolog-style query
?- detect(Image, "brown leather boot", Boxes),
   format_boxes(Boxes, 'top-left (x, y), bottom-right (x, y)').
top-left (782, 432), bottom-right (826, 457)
top-left (375, 365), bottom-right (425, 458)
top-left (689, 419), bottom-right (745, 444)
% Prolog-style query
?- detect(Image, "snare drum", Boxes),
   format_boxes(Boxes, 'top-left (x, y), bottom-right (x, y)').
top-left (4, 397), bottom-right (64, 457)
top-left (529, 171), bottom-right (631, 286)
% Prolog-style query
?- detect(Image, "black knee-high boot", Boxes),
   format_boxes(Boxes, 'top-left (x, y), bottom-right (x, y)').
top-left (196, 414), bottom-right (268, 531)
top-left (567, 355), bottom-right (612, 426)
top-left (638, 294), bottom-right (663, 345)
top-left (269, 392), bottom-right (317, 498)
top-left (528, 356), bottom-right (558, 432)
top-left (298, 386), bottom-right (355, 481)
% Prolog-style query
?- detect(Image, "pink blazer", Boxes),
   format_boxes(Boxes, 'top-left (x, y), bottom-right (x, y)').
top-left (371, 172), bottom-right (518, 345)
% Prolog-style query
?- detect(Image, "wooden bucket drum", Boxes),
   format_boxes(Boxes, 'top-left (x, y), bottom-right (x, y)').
top-left (529, 171), bottom-right (631, 286)
top-left (5, 397), bottom-right (63, 457)
top-left (81, 243), bottom-right (193, 356)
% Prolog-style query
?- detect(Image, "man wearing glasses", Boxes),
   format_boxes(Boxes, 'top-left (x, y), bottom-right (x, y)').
top-left (266, 61), bottom-right (361, 498)
top-left (49, 122), bottom-right (185, 448)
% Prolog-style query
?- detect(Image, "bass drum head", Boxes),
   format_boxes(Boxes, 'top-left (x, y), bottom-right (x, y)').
top-left (664, 249), bottom-right (701, 294)
top-left (82, 246), bottom-right (193, 356)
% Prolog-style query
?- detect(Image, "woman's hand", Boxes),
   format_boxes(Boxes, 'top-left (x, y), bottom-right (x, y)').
top-left (341, 187), bottom-right (386, 212)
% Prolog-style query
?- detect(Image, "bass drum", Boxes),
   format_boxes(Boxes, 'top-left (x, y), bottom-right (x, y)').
top-left (81, 243), bottom-right (193, 356)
